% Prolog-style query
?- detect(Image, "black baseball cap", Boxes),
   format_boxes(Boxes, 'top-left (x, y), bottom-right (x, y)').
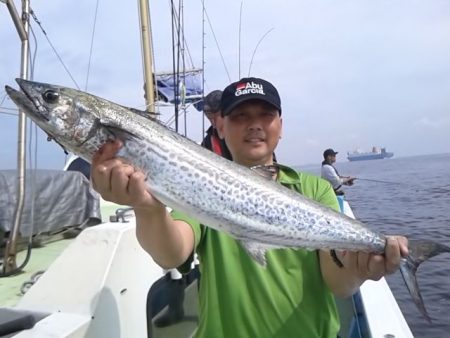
top-left (203, 90), bottom-right (222, 113)
top-left (323, 149), bottom-right (338, 158)
top-left (220, 77), bottom-right (281, 116)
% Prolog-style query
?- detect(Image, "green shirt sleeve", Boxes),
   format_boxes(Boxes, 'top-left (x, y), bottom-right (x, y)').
top-left (170, 209), bottom-right (202, 273)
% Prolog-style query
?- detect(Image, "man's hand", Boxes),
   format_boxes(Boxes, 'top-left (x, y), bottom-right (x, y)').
top-left (91, 141), bottom-right (194, 270)
top-left (338, 236), bottom-right (409, 281)
top-left (91, 140), bottom-right (164, 212)
top-left (343, 176), bottom-right (356, 186)
top-left (321, 236), bottom-right (409, 297)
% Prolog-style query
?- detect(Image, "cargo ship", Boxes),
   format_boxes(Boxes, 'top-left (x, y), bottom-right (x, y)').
top-left (347, 146), bottom-right (394, 161)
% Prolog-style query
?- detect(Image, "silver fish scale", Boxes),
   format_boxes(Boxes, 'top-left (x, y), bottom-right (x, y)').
top-left (116, 113), bottom-right (386, 253)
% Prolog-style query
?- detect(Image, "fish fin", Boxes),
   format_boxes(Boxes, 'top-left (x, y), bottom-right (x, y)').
top-left (240, 240), bottom-right (270, 267)
top-left (250, 164), bottom-right (279, 180)
top-left (399, 239), bottom-right (450, 323)
top-left (117, 104), bottom-right (159, 120)
top-left (103, 124), bottom-right (143, 142)
top-left (127, 106), bottom-right (160, 119)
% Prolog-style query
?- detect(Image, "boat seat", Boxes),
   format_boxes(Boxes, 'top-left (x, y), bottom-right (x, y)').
top-left (146, 267), bottom-right (200, 338)
top-left (0, 307), bottom-right (47, 337)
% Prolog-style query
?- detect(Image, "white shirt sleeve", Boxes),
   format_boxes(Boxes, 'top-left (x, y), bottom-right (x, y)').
top-left (321, 164), bottom-right (343, 190)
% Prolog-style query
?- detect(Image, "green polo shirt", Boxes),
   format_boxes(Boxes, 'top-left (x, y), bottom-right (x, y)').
top-left (172, 164), bottom-right (340, 338)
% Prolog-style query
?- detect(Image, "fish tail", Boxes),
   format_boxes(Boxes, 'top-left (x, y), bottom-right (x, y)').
top-left (399, 239), bottom-right (450, 322)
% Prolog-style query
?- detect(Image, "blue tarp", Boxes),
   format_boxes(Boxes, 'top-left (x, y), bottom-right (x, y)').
top-left (155, 70), bottom-right (204, 111)
top-left (0, 170), bottom-right (101, 236)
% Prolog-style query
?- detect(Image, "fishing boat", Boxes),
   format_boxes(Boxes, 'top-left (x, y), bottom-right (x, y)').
top-left (347, 146), bottom-right (394, 161)
top-left (1, 1), bottom-right (413, 337)
top-left (1, 197), bottom-right (414, 338)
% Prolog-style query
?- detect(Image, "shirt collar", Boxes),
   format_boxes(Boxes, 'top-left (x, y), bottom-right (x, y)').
top-left (276, 163), bottom-right (302, 184)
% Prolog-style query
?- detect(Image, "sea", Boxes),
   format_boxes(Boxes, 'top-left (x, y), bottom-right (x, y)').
top-left (297, 153), bottom-right (450, 338)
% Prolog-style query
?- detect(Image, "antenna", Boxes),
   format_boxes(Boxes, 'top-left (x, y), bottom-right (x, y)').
top-left (247, 28), bottom-right (274, 77)
top-left (238, 0), bottom-right (243, 78)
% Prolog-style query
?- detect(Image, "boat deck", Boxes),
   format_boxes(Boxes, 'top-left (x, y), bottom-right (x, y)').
top-left (0, 198), bottom-right (123, 308)
top-left (0, 239), bottom-right (73, 307)
top-left (0, 199), bottom-right (413, 338)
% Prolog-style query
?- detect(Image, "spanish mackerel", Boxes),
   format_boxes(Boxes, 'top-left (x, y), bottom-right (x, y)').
top-left (5, 79), bottom-right (450, 321)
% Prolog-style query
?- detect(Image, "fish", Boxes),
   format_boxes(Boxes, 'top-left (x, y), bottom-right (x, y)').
top-left (5, 78), bottom-right (450, 322)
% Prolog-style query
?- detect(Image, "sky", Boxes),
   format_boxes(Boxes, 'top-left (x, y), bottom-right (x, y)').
top-left (1, 0), bottom-right (450, 170)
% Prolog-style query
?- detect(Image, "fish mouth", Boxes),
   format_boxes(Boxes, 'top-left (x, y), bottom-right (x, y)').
top-left (4, 79), bottom-right (50, 122)
top-left (17, 78), bottom-right (51, 120)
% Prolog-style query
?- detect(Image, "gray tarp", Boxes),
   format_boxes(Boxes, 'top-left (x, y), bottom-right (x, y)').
top-left (0, 170), bottom-right (101, 237)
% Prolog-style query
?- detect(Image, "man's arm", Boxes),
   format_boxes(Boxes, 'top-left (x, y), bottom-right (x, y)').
top-left (319, 237), bottom-right (408, 298)
top-left (341, 176), bottom-right (356, 186)
top-left (134, 208), bottom-right (195, 269)
top-left (321, 165), bottom-right (342, 190)
top-left (313, 180), bottom-right (408, 297)
top-left (91, 140), bottom-right (195, 269)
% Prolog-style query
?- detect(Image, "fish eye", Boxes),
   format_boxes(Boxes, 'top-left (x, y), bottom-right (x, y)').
top-left (42, 90), bottom-right (60, 103)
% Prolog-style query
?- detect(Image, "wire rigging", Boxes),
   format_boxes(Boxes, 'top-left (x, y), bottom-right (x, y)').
top-left (29, 9), bottom-right (80, 89)
top-left (0, 110), bottom-right (19, 117)
top-left (180, 0), bottom-right (188, 136)
top-left (167, 1), bottom-right (196, 70)
top-left (176, 0), bottom-right (182, 133)
top-left (84, 0), bottom-right (101, 91)
top-left (201, 0), bottom-right (206, 137)
top-left (170, 0), bottom-right (180, 132)
top-left (238, 0), bottom-right (243, 78)
top-left (165, 0), bottom-right (233, 130)
top-left (0, 93), bottom-right (8, 108)
top-left (28, 25), bottom-right (38, 79)
top-left (201, 1), bottom-right (231, 82)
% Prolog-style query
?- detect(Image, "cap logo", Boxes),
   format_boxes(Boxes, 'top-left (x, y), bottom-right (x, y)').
top-left (235, 81), bottom-right (265, 97)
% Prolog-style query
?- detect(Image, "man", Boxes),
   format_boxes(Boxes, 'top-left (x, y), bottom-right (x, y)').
top-left (321, 148), bottom-right (355, 195)
top-left (91, 77), bottom-right (407, 337)
top-left (201, 90), bottom-right (232, 160)
top-left (65, 154), bottom-right (91, 179)
top-left (154, 90), bottom-right (230, 327)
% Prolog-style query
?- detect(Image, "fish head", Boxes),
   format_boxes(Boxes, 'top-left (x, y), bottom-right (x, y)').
top-left (5, 79), bottom-right (113, 161)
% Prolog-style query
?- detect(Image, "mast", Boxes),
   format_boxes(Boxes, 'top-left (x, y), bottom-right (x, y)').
top-left (2, 0), bottom-right (30, 275)
top-left (137, 0), bottom-right (156, 114)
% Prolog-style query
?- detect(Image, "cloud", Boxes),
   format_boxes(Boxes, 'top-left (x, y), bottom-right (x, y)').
top-left (414, 116), bottom-right (450, 129)
top-left (2, 0), bottom-right (450, 168)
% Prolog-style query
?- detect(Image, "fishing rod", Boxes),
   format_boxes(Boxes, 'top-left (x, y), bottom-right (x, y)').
top-left (355, 178), bottom-right (401, 185)
top-left (355, 177), bottom-right (450, 193)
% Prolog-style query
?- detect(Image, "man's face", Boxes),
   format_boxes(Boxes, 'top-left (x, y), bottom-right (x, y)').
top-left (204, 105), bottom-right (220, 128)
top-left (217, 100), bottom-right (282, 166)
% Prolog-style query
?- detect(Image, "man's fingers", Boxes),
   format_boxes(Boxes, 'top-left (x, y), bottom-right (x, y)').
top-left (91, 158), bottom-right (123, 194)
top-left (398, 236), bottom-right (409, 257)
top-left (367, 254), bottom-right (385, 280)
top-left (128, 172), bottom-right (151, 202)
top-left (110, 164), bottom-right (135, 196)
top-left (384, 237), bottom-right (403, 274)
top-left (92, 140), bottom-right (123, 165)
top-left (341, 250), bottom-right (357, 269)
